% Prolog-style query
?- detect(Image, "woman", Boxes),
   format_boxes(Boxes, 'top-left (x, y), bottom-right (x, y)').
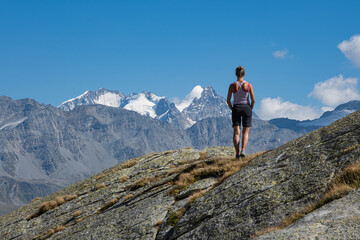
top-left (227, 65), bottom-right (255, 159)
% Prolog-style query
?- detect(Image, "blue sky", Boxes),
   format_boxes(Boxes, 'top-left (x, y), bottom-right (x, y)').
top-left (1, 0), bottom-right (360, 120)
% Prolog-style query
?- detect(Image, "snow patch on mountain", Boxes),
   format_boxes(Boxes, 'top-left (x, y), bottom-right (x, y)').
top-left (94, 92), bottom-right (123, 108)
top-left (176, 85), bottom-right (204, 112)
top-left (61, 91), bottom-right (90, 105)
top-left (123, 92), bottom-right (166, 118)
top-left (0, 118), bottom-right (28, 131)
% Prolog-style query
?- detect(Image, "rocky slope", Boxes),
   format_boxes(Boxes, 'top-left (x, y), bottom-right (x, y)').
top-left (0, 110), bottom-right (359, 239)
top-left (257, 188), bottom-right (360, 239)
top-left (0, 96), bottom-right (304, 215)
top-left (0, 97), bottom-right (191, 213)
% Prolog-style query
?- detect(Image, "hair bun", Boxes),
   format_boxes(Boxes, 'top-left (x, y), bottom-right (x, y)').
top-left (235, 65), bottom-right (245, 78)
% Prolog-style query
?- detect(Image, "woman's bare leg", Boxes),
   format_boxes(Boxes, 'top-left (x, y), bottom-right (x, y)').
top-left (233, 126), bottom-right (240, 154)
top-left (242, 127), bottom-right (250, 151)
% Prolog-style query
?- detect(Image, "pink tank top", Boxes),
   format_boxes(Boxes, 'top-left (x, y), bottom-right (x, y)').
top-left (233, 81), bottom-right (250, 105)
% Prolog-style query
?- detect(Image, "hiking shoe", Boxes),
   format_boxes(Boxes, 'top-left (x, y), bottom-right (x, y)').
top-left (236, 152), bottom-right (241, 159)
top-left (240, 151), bottom-right (246, 158)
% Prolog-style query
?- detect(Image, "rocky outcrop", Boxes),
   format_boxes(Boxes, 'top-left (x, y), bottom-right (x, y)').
top-left (257, 188), bottom-right (360, 240)
top-left (166, 110), bottom-right (360, 239)
top-left (0, 110), bottom-right (359, 239)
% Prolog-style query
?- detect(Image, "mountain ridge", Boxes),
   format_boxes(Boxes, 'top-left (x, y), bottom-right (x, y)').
top-left (0, 96), bottom-right (301, 216)
top-left (59, 87), bottom-right (359, 132)
top-left (0, 109), bottom-right (359, 239)
top-left (58, 86), bottom-right (247, 129)
top-left (269, 100), bottom-right (360, 133)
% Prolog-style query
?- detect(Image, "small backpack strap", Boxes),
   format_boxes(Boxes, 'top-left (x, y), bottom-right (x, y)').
top-left (247, 82), bottom-right (250, 92)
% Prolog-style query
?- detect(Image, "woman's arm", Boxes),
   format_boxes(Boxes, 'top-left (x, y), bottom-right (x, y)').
top-left (249, 84), bottom-right (255, 110)
top-left (227, 84), bottom-right (233, 111)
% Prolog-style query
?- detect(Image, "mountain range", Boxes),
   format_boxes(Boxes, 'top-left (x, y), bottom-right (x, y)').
top-left (59, 86), bottom-right (257, 129)
top-left (59, 86), bottom-right (360, 132)
top-left (1, 86), bottom-right (359, 216)
top-left (1, 110), bottom-right (359, 239)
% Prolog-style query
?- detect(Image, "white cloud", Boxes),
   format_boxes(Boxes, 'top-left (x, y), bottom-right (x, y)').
top-left (308, 75), bottom-right (360, 107)
top-left (321, 106), bottom-right (334, 113)
top-left (258, 97), bottom-right (321, 121)
top-left (338, 35), bottom-right (360, 67)
top-left (273, 48), bottom-right (289, 59)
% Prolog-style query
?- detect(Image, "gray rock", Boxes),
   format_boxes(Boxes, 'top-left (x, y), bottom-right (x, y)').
top-left (256, 188), bottom-right (360, 240)
top-left (0, 110), bottom-right (359, 240)
top-left (177, 178), bottom-right (217, 200)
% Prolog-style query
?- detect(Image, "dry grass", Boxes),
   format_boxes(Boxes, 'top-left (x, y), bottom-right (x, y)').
top-left (119, 159), bottom-right (137, 170)
top-left (54, 196), bottom-right (66, 205)
top-left (198, 152), bottom-right (207, 160)
top-left (125, 176), bottom-right (157, 191)
top-left (164, 152), bottom-right (268, 226)
top-left (252, 160), bottom-right (360, 238)
top-left (76, 217), bottom-right (84, 223)
top-left (95, 174), bottom-right (106, 180)
top-left (166, 165), bottom-right (191, 177)
top-left (155, 220), bottom-right (163, 230)
top-left (72, 210), bottom-right (82, 218)
top-left (344, 144), bottom-right (360, 153)
top-left (34, 225), bottom-right (66, 240)
top-left (31, 197), bottom-right (43, 203)
top-left (124, 194), bottom-right (135, 201)
top-left (45, 225), bottom-right (66, 239)
top-left (167, 151), bottom-right (266, 198)
top-left (65, 194), bottom-right (78, 201)
top-left (176, 172), bottom-right (196, 188)
top-left (116, 176), bottom-right (129, 183)
top-left (26, 195), bottom-right (78, 220)
top-left (188, 190), bottom-right (207, 206)
top-left (97, 198), bottom-right (119, 213)
top-left (96, 183), bottom-right (106, 190)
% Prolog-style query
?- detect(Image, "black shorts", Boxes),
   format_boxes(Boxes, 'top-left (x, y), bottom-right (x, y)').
top-left (232, 104), bottom-right (252, 127)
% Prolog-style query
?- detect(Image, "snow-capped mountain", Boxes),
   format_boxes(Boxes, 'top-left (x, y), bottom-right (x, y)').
top-left (60, 89), bottom-right (170, 119)
top-left (121, 91), bottom-right (167, 118)
top-left (176, 85), bottom-right (204, 112)
top-left (59, 88), bottom-right (125, 111)
top-left (59, 85), bottom-right (237, 129)
top-left (180, 86), bottom-right (231, 124)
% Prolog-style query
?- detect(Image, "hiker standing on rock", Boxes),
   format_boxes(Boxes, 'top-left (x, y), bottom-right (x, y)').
top-left (227, 65), bottom-right (255, 159)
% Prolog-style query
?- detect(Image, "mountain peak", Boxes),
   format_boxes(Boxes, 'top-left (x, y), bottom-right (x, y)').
top-left (176, 85), bottom-right (204, 112)
top-left (58, 89), bottom-right (125, 111)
